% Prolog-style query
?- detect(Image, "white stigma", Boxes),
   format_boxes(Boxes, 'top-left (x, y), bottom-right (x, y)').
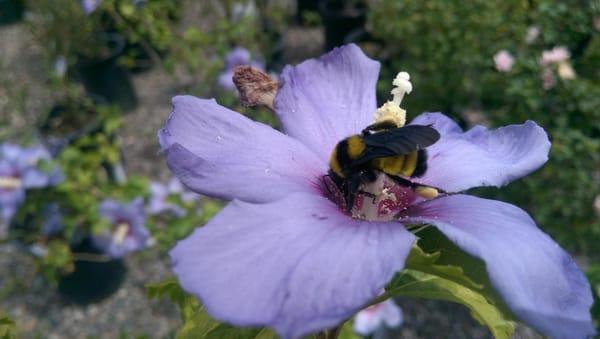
top-left (391, 72), bottom-right (412, 106)
top-left (374, 71), bottom-right (413, 127)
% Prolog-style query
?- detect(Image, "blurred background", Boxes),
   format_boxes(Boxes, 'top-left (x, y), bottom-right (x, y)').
top-left (0, 0), bottom-right (598, 338)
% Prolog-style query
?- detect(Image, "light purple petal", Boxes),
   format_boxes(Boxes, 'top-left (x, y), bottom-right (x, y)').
top-left (410, 113), bottom-right (551, 192)
top-left (170, 192), bottom-right (415, 338)
top-left (273, 44), bottom-right (380, 161)
top-left (159, 96), bottom-right (326, 203)
top-left (403, 194), bottom-right (594, 339)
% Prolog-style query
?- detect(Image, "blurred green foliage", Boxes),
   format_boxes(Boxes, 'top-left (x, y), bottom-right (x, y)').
top-left (368, 0), bottom-right (600, 256)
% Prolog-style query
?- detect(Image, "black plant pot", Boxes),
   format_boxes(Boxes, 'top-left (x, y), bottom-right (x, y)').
top-left (123, 42), bottom-right (163, 74)
top-left (296, 0), bottom-right (319, 24)
top-left (40, 94), bottom-right (108, 154)
top-left (0, 0), bottom-right (23, 26)
top-left (76, 34), bottom-right (138, 112)
top-left (58, 237), bottom-right (126, 305)
top-left (319, 0), bottom-right (367, 51)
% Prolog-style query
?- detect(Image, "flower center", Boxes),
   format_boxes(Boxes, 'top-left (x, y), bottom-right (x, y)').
top-left (0, 176), bottom-right (22, 190)
top-left (324, 173), bottom-right (419, 222)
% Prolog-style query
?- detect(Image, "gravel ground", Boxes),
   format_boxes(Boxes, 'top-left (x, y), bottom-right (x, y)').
top-left (0, 18), bottom-right (543, 339)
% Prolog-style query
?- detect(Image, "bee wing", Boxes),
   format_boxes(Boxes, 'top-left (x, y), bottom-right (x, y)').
top-left (351, 125), bottom-right (440, 166)
top-left (363, 125), bottom-right (440, 152)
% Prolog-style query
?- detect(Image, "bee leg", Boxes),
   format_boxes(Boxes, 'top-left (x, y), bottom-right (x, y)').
top-left (387, 174), bottom-right (447, 199)
top-left (345, 173), bottom-right (364, 213)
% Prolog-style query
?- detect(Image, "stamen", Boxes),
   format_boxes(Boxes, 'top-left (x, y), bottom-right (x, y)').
top-left (374, 71), bottom-right (413, 127)
top-left (0, 176), bottom-right (22, 190)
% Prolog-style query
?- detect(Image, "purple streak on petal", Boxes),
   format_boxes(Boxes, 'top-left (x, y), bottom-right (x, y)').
top-left (94, 197), bottom-right (150, 258)
top-left (403, 194), bottom-right (595, 339)
top-left (158, 96), bottom-right (326, 203)
top-left (170, 192), bottom-right (415, 338)
top-left (274, 44), bottom-right (380, 161)
top-left (410, 113), bottom-right (551, 192)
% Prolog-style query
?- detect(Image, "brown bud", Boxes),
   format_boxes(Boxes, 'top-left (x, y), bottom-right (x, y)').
top-left (232, 66), bottom-right (278, 109)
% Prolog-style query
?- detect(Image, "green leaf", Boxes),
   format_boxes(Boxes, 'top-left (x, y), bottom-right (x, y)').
top-left (383, 230), bottom-right (517, 339)
top-left (148, 279), bottom-right (278, 339)
top-left (405, 244), bottom-right (482, 291)
top-left (0, 313), bottom-right (16, 339)
top-left (337, 320), bottom-right (360, 339)
top-left (388, 269), bottom-right (514, 339)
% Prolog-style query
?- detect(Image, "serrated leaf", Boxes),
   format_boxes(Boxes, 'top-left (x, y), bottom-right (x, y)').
top-left (405, 245), bottom-right (482, 291)
top-left (388, 269), bottom-right (514, 339)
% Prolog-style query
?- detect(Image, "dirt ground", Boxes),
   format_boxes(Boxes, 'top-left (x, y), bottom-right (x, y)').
top-left (0, 19), bottom-right (543, 339)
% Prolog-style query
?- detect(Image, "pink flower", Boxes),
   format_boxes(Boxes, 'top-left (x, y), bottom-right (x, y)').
top-left (493, 50), bottom-right (514, 72)
top-left (541, 46), bottom-right (570, 66)
top-left (353, 300), bottom-right (402, 335)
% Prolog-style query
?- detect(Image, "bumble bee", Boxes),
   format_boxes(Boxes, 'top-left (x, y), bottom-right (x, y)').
top-left (328, 121), bottom-right (441, 212)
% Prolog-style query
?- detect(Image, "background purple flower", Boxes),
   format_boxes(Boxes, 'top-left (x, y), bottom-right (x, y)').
top-left (0, 143), bottom-right (62, 227)
top-left (218, 47), bottom-right (265, 91)
top-left (80, 0), bottom-right (102, 14)
top-left (93, 197), bottom-right (150, 259)
top-left (353, 299), bottom-right (402, 335)
top-left (148, 177), bottom-right (199, 216)
top-left (160, 44), bottom-right (594, 338)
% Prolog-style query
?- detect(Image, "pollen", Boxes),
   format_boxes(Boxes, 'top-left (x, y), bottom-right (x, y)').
top-left (374, 71), bottom-right (413, 127)
top-left (415, 186), bottom-right (439, 200)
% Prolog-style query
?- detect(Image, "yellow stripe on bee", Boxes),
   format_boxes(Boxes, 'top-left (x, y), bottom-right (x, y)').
top-left (329, 147), bottom-right (343, 177)
top-left (399, 151), bottom-right (418, 176)
top-left (346, 136), bottom-right (366, 159)
top-left (374, 155), bottom-right (405, 175)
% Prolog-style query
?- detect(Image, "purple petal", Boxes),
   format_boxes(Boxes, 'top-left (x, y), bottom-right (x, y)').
top-left (410, 113), bottom-right (551, 192)
top-left (170, 192), bottom-right (415, 338)
top-left (403, 194), bottom-right (594, 338)
top-left (159, 96), bottom-right (326, 203)
top-left (274, 44), bottom-right (380, 161)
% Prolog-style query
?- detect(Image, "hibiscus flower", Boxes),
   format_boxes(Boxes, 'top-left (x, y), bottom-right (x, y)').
top-left (159, 44), bottom-right (593, 339)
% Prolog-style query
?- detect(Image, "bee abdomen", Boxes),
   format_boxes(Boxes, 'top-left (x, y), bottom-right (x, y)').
top-left (411, 149), bottom-right (428, 177)
top-left (329, 135), bottom-right (366, 177)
